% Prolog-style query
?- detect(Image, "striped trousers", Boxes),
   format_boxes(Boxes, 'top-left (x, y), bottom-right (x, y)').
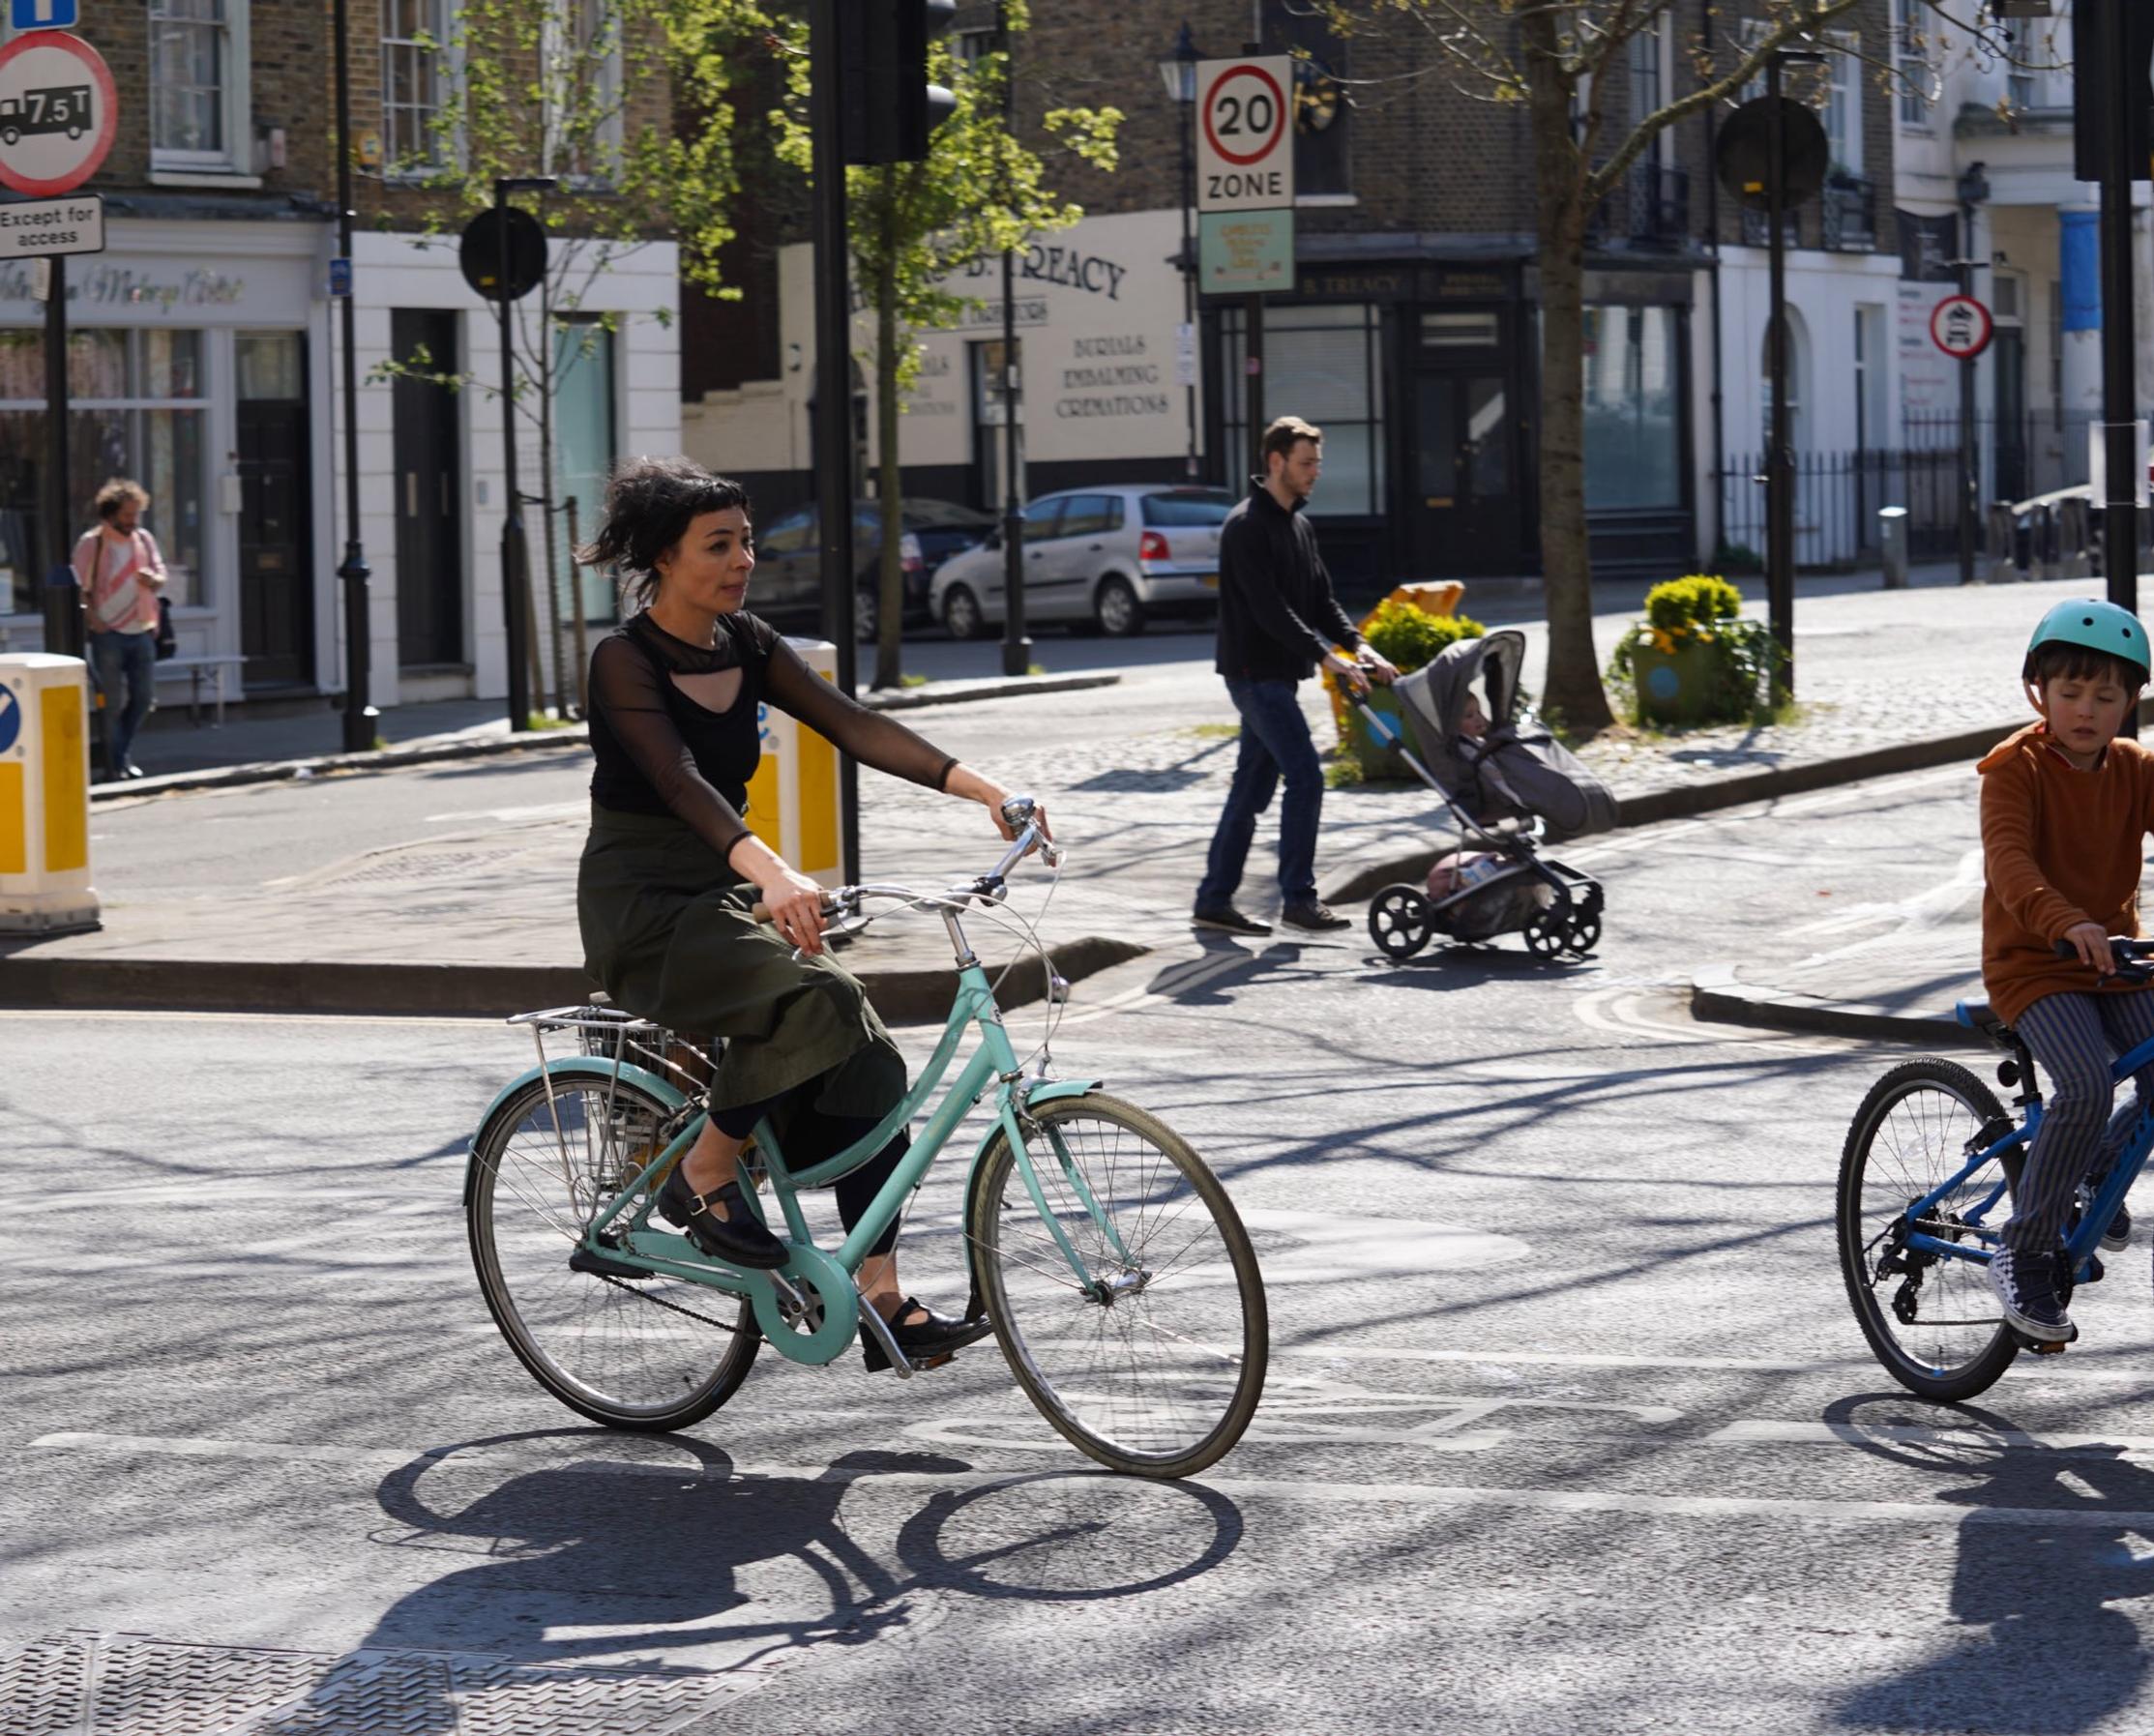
top-left (2004, 989), bottom-right (2154, 1253)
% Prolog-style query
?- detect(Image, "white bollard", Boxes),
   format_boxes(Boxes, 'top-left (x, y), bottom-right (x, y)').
top-left (744, 637), bottom-right (846, 890)
top-left (0, 654), bottom-right (101, 934)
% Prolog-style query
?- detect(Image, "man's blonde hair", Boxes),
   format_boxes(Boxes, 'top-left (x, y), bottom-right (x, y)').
top-left (1260, 416), bottom-right (1323, 466)
top-left (95, 478), bottom-right (149, 521)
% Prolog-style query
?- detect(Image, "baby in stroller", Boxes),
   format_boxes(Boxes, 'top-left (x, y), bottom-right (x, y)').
top-left (1346, 629), bottom-right (1614, 961)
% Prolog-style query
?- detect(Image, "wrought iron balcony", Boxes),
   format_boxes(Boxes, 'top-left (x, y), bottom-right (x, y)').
top-left (1588, 162), bottom-right (1692, 250)
top-left (1821, 176), bottom-right (1877, 251)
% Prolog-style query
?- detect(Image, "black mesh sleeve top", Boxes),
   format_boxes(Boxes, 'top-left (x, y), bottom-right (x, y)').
top-left (586, 609), bottom-right (959, 865)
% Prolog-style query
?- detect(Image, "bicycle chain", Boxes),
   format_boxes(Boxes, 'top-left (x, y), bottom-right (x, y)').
top-left (590, 1268), bottom-right (751, 1335)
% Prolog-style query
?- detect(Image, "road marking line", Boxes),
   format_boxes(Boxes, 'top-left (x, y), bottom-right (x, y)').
top-left (1709, 1419), bottom-right (2154, 1454)
top-left (26, 1431), bottom-right (2152, 1529)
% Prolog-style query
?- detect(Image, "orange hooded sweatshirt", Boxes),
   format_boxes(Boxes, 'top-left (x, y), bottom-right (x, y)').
top-left (1980, 721), bottom-right (2154, 1024)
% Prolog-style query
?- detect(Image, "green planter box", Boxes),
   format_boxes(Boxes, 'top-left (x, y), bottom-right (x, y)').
top-left (1343, 688), bottom-right (1415, 779)
top-left (1633, 638), bottom-right (1733, 725)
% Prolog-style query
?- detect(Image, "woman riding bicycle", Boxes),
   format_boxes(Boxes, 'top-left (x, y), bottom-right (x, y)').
top-left (577, 456), bottom-right (1049, 1372)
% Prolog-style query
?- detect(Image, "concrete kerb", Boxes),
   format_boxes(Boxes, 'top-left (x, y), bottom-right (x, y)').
top-left (1685, 965), bottom-right (1975, 1048)
top-left (1320, 715), bottom-right (2039, 907)
top-left (90, 672), bottom-right (1124, 804)
top-left (0, 934), bottom-right (1152, 1023)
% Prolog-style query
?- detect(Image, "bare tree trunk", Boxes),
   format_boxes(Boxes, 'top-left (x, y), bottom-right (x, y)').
top-left (872, 177), bottom-right (905, 691)
top-left (1523, 17), bottom-right (1615, 735)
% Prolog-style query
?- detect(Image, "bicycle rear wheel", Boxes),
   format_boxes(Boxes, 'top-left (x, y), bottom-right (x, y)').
top-left (967, 1092), bottom-right (1267, 1478)
top-left (467, 1074), bottom-right (759, 1430)
top-left (1838, 1058), bottom-right (2021, 1402)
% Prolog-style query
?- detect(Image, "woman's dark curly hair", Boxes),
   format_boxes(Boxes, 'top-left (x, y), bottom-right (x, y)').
top-left (578, 456), bottom-right (752, 609)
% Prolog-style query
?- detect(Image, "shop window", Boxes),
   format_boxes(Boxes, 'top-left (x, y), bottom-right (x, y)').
top-left (151, 0), bottom-right (250, 174)
top-left (0, 329), bottom-right (208, 616)
top-left (554, 320), bottom-right (616, 626)
top-left (1220, 303), bottom-right (1386, 517)
top-left (1581, 305), bottom-right (1682, 513)
top-left (383, 0), bottom-right (453, 176)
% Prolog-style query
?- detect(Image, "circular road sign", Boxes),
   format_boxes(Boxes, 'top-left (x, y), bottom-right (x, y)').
top-left (0, 31), bottom-right (115, 199)
top-left (1931, 293), bottom-right (1994, 361)
top-left (1713, 95), bottom-right (1829, 211)
top-left (457, 207), bottom-right (547, 304)
top-left (1202, 61), bottom-right (1288, 167)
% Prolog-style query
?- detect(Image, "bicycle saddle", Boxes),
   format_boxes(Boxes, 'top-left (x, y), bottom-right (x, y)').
top-left (1955, 999), bottom-right (2016, 1047)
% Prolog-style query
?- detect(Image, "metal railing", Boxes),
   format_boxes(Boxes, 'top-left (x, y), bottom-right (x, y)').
top-left (1589, 162), bottom-right (1692, 250)
top-left (1820, 177), bottom-right (1877, 252)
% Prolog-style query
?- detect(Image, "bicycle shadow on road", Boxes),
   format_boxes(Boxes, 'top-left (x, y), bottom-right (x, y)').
top-left (1827, 1394), bottom-right (2154, 1735)
top-left (339, 1427), bottom-right (1245, 1722)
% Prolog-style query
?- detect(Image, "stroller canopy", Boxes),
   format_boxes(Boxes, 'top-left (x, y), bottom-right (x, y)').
top-left (1394, 630), bottom-right (1527, 796)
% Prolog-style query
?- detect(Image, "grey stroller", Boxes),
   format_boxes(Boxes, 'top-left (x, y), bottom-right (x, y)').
top-left (1346, 629), bottom-right (1614, 961)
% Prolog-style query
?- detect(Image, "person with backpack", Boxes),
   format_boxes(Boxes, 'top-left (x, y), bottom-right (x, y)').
top-left (72, 477), bottom-right (169, 781)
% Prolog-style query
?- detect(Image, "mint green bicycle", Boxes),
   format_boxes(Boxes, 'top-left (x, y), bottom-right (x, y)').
top-left (463, 799), bottom-right (1268, 1479)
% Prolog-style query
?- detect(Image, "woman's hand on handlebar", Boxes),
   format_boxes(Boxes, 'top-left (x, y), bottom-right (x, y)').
top-left (947, 765), bottom-right (1051, 849)
top-left (731, 835), bottom-right (829, 957)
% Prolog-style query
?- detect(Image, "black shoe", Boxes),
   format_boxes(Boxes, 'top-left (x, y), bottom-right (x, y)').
top-left (569, 1243), bottom-right (657, 1280)
top-left (860, 1297), bottom-right (993, 1372)
top-left (1989, 1246), bottom-right (2076, 1343)
top-left (1193, 904), bottom-right (1272, 936)
top-left (2105, 1202), bottom-right (2133, 1252)
top-left (656, 1166), bottom-right (789, 1269)
top-left (1280, 900), bottom-right (1352, 932)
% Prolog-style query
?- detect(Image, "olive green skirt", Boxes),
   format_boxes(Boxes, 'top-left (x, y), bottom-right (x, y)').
top-left (576, 804), bottom-right (904, 1118)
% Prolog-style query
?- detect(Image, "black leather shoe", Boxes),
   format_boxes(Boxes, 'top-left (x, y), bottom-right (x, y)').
top-left (1193, 904), bottom-right (1272, 936)
top-left (1281, 900), bottom-right (1352, 931)
top-left (860, 1297), bottom-right (993, 1372)
top-left (656, 1166), bottom-right (789, 1269)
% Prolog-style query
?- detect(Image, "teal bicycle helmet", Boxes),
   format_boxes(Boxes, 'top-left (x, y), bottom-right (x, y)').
top-left (2023, 598), bottom-right (2151, 682)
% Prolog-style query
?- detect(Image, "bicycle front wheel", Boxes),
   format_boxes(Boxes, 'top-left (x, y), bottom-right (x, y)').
top-left (967, 1092), bottom-right (1267, 1478)
top-left (467, 1074), bottom-right (759, 1431)
top-left (1838, 1058), bottom-right (2021, 1402)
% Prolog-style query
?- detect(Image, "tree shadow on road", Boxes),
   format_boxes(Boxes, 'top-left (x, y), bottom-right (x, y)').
top-left (1828, 1394), bottom-right (2154, 1735)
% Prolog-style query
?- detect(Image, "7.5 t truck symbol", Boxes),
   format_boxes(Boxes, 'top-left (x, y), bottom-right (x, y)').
top-left (0, 84), bottom-right (90, 147)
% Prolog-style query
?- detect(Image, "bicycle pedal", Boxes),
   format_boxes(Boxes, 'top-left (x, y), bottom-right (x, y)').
top-left (2025, 1337), bottom-right (2071, 1356)
top-left (570, 1246), bottom-right (655, 1281)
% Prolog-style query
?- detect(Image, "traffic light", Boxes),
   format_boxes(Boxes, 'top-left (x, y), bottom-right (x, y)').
top-left (841, 0), bottom-right (958, 165)
top-left (2075, 0), bottom-right (2154, 183)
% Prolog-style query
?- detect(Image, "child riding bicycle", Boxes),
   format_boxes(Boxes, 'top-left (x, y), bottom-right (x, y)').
top-left (1981, 599), bottom-right (2154, 1343)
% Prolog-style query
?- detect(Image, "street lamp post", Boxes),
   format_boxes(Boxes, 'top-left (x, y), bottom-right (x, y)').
top-left (998, 0), bottom-right (1030, 679)
top-left (331, 0), bottom-right (376, 752)
top-left (1159, 23), bottom-right (1202, 483)
top-left (1955, 162), bottom-right (1990, 590)
top-left (494, 175), bottom-right (558, 734)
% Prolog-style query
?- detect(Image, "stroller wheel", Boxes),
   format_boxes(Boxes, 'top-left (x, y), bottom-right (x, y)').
top-left (1565, 910), bottom-right (1602, 956)
top-left (1369, 884), bottom-right (1435, 960)
top-left (1522, 907), bottom-right (1568, 959)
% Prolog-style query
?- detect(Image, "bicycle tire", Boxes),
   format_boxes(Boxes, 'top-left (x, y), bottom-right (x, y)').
top-left (1838, 1057), bottom-right (2021, 1402)
top-left (467, 1074), bottom-right (759, 1431)
top-left (966, 1092), bottom-right (1267, 1479)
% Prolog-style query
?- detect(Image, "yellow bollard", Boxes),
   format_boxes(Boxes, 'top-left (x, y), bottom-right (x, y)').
top-left (744, 637), bottom-right (846, 889)
top-left (0, 654), bottom-right (102, 934)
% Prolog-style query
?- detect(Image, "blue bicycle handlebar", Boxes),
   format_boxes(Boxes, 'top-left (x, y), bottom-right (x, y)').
top-left (2052, 937), bottom-right (2154, 984)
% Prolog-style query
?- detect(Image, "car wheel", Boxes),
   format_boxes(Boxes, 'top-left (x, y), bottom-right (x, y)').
top-left (1094, 575), bottom-right (1144, 637)
top-left (941, 584), bottom-right (984, 641)
top-left (854, 585), bottom-right (878, 643)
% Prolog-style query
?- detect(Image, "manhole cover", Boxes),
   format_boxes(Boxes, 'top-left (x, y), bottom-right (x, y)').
top-left (0, 1633), bottom-right (755, 1736)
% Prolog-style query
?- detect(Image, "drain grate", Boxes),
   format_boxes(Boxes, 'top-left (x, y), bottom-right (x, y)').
top-left (0, 1633), bottom-right (753, 1736)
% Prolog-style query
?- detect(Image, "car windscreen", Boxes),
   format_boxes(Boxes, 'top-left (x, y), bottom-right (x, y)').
top-left (1140, 491), bottom-right (1237, 528)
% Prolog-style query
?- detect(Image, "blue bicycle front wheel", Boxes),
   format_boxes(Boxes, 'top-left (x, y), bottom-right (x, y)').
top-left (1838, 1058), bottom-right (2021, 1402)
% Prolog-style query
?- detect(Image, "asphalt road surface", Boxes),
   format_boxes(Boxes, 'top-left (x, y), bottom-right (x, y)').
top-left (13, 766), bottom-right (2154, 1734)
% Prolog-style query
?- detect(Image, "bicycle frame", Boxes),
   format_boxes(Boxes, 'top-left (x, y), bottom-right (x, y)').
top-left (1900, 1029), bottom-right (2154, 1279)
top-left (484, 942), bottom-right (1106, 1368)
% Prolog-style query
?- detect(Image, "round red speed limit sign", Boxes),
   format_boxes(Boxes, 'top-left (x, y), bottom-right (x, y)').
top-left (0, 31), bottom-right (116, 198)
top-left (1930, 293), bottom-right (1994, 362)
top-left (1196, 58), bottom-right (1293, 210)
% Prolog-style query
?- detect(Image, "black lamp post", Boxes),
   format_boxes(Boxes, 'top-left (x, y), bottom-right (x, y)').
top-left (331, 0), bottom-right (376, 750)
top-left (998, 0), bottom-right (1030, 679)
top-left (494, 174), bottom-right (558, 732)
top-left (1159, 22), bottom-right (1202, 482)
top-left (1954, 162), bottom-right (1990, 589)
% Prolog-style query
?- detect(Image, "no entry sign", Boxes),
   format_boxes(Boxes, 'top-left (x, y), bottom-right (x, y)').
top-left (0, 30), bottom-right (114, 198)
top-left (1930, 293), bottom-right (1994, 361)
top-left (1195, 57), bottom-right (1294, 213)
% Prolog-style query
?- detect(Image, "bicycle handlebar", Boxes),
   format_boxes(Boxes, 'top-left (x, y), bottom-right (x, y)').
top-left (748, 794), bottom-right (1057, 927)
top-left (2052, 936), bottom-right (2154, 984)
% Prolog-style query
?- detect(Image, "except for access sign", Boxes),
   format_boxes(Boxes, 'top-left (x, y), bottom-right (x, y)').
top-left (1195, 57), bottom-right (1295, 213)
top-left (0, 30), bottom-right (114, 199)
top-left (0, 191), bottom-right (100, 259)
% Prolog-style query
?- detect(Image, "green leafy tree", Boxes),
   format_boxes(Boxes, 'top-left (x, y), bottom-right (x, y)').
top-left (764, 4), bottom-right (1120, 690)
top-left (1313, 0), bottom-right (2025, 732)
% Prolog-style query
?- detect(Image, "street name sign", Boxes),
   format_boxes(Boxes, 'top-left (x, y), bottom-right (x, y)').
top-left (1930, 293), bottom-right (1994, 361)
top-left (0, 30), bottom-right (114, 198)
top-left (0, 191), bottom-right (100, 258)
top-left (1195, 57), bottom-right (1294, 213)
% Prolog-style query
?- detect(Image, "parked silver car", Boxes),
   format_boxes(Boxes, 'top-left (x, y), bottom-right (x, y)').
top-left (929, 485), bottom-right (1237, 638)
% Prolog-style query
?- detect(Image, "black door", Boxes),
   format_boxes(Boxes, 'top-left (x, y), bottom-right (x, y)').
top-left (1412, 369), bottom-right (1520, 575)
top-left (1993, 327), bottom-right (2028, 504)
top-left (392, 309), bottom-right (464, 666)
top-left (236, 339), bottom-right (314, 690)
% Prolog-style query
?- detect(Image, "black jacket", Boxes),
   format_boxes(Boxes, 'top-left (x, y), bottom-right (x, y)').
top-left (1214, 480), bottom-right (1361, 682)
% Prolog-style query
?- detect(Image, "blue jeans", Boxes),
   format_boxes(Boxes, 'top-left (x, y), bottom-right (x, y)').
top-left (89, 629), bottom-right (156, 774)
top-left (1196, 677), bottom-right (1324, 909)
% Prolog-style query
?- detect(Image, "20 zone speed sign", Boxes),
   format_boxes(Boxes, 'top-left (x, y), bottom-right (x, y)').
top-left (1196, 57), bottom-right (1294, 213)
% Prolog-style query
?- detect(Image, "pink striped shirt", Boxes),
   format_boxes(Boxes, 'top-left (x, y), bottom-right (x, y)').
top-left (73, 526), bottom-right (165, 634)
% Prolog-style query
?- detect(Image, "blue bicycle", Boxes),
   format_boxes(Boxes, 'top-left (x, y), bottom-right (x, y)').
top-left (1839, 937), bottom-right (2154, 1400)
